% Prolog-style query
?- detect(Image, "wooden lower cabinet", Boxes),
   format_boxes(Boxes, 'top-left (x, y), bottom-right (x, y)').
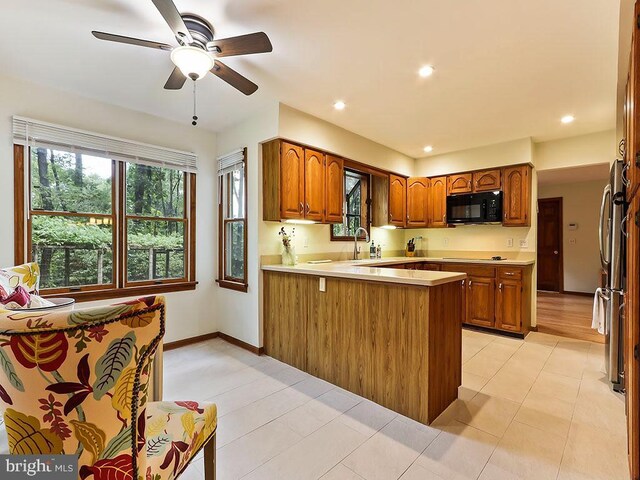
top-left (496, 278), bottom-right (522, 332)
top-left (467, 276), bottom-right (496, 327)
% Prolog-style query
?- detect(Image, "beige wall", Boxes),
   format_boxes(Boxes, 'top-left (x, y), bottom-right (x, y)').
top-left (538, 179), bottom-right (608, 293)
top-left (535, 130), bottom-right (617, 171)
top-left (0, 74), bottom-right (218, 343)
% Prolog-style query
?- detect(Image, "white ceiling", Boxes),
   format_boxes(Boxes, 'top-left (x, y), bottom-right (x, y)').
top-left (537, 163), bottom-right (610, 185)
top-left (0, 0), bottom-right (620, 157)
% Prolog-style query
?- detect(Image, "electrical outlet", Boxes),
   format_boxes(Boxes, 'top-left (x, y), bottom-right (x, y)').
top-left (443, 237), bottom-right (449, 246)
top-left (319, 277), bottom-right (326, 292)
top-left (507, 238), bottom-right (513, 247)
top-left (519, 239), bottom-right (529, 248)
top-left (303, 236), bottom-right (309, 248)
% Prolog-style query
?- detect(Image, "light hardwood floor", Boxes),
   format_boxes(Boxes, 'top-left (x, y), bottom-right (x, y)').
top-left (537, 291), bottom-right (605, 343)
top-left (0, 331), bottom-right (626, 479)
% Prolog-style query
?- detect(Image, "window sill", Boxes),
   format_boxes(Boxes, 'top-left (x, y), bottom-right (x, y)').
top-left (44, 281), bottom-right (198, 303)
top-left (216, 279), bottom-right (248, 293)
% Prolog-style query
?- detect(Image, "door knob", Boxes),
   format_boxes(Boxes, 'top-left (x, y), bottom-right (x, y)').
top-left (554, 250), bottom-right (559, 254)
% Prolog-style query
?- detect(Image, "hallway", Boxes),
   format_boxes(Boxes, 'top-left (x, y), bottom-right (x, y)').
top-left (537, 292), bottom-right (604, 344)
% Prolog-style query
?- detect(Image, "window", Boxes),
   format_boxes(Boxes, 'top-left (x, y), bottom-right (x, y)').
top-left (331, 169), bottom-right (371, 240)
top-left (13, 117), bottom-right (197, 301)
top-left (217, 149), bottom-right (248, 292)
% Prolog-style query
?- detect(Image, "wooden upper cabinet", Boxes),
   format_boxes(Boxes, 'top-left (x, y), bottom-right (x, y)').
top-left (429, 176), bottom-right (448, 227)
top-left (407, 177), bottom-right (429, 227)
top-left (304, 148), bottom-right (325, 222)
top-left (496, 269), bottom-right (523, 332)
top-left (473, 169), bottom-right (501, 192)
top-left (388, 174), bottom-right (407, 227)
top-left (447, 173), bottom-right (472, 195)
top-left (280, 142), bottom-right (305, 219)
top-left (503, 165), bottom-right (532, 226)
top-left (325, 155), bottom-right (344, 224)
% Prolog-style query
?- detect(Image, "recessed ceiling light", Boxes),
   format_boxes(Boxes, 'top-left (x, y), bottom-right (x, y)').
top-left (419, 65), bottom-right (435, 78)
top-left (561, 115), bottom-right (575, 124)
top-left (423, 145), bottom-right (433, 153)
top-left (334, 101), bottom-right (346, 110)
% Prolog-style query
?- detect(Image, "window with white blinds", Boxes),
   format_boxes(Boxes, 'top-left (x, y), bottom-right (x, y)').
top-left (217, 148), bottom-right (248, 290)
top-left (13, 116), bottom-right (198, 173)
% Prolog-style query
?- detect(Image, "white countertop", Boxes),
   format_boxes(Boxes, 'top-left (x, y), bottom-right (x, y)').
top-left (262, 259), bottom-right (467, 287)
top-left (358, 256), bottom-right (536, 266)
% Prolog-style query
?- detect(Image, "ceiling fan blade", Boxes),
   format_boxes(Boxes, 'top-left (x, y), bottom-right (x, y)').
top-left (151, 0), bottom-right (194, 44)
top-left (92, 31), bottom-right (173, 51)
top-left (209, 32), bottom-right (273, 58)
top-left (211, 60), bottom-right (258, 95)
top-left (164, 66), bottom-right (188, 90)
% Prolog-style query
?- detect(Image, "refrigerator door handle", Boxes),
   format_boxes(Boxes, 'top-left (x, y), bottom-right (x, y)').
top-left (599, 184), bottom-right (611, 270)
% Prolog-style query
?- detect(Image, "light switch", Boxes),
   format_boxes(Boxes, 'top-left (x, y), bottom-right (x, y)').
top-left (569, 238), bottom-right (576, 245)
top-left (443, 238), bottom-right (449, 246)
top-left (507, 238), bottom-right (513, 247)
top-left (303, 236), bottom-right (309, 248)
top-left (319, 277), bottom-right (326, 292)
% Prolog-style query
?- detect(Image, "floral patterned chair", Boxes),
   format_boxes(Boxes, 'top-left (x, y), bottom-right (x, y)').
top-left (0, 294), bottom-right (217, 480)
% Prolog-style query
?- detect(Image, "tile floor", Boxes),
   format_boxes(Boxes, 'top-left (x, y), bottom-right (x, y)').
top-left (0, 329), bottom-right (629, 479)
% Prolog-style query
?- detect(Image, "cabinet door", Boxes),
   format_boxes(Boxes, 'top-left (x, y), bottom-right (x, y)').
top-left (407, 177), bottom-right (429, 227)
top-left (447, 173), bottom-right (472, 195)
top-left (304, 148), bottom-right (326, 221)
top-left (389, 174), bottom-right (407, 227)
top-left (280, 142), bottom-right (305, 219)
top-left (496, 278), bottom-right (522, 332)
top-left (467, 276), bottom-right (495, 327)
top-left (473, 169), bottom-right (502, 192)
top-left (503, 165), bottom-right (531, 226)
top-left (325, 155), bottom-right (344, 223)
top-left (429, 176), bottom-right (448, 227)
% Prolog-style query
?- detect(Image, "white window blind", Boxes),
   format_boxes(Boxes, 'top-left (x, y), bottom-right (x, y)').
top-left (13, 116), bottom-right (198, 172)
top-left (217, 148), bottom-right (246, 176)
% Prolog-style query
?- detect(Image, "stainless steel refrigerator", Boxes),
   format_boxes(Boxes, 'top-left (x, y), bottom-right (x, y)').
top-left (599, 158), bottom-right (626, 392)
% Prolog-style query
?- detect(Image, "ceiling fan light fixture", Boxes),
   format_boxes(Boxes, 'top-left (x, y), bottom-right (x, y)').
top-left (170, 46), bottom-right (214, 80)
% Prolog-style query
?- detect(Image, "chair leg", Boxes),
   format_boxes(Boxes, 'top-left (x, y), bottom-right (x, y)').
top-left (204, 434), bottom-right (216, 480)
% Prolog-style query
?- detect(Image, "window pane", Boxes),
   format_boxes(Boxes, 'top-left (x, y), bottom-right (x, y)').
top-left (127, 219), bottom-right (185, 282)
top-left (225, 221), bottom-right (245, 280)
top-left (226, 169), bottom-right (244, 219)
top-left (31, 148), bottom-right (112, 214)
top-left (126, 164), bottom-right (184, 218)
top-left (31, 215), bottom-right (113, 288)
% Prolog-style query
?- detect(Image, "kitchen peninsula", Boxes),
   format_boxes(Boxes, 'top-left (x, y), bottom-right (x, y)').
top-left (262, 259), bottom-right (466, 424)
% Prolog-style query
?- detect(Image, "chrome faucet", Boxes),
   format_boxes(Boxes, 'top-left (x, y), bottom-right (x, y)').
top-left (353, 227), bottom-right (370, 260)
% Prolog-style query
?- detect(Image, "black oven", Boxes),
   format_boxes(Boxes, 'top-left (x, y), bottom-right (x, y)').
top-left (446, 191), bottom-right (503, 224)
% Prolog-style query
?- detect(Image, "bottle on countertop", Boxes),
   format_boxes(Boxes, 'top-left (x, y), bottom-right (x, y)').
top-left (376, 244), bottom-right (382, 259)
top-left (370, 240), bottom-right (376, 259)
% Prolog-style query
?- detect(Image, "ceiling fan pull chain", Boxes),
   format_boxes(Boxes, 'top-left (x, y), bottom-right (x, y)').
top-left (192, 80), bottom-right (198, 126)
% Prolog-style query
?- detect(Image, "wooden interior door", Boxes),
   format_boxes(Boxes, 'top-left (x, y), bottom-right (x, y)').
top-left (280, 142), bottom-right (305, 219)
top-left (325, 155), bottom-right (344, 223)
top-left (430, 176), bottom-right (447, 227)
top-left (389, 174), bottom-right (407, 227)
top-left (467, 276), bottom-right (495, 327)
top-left (304, 148), bottom-right (325, 221)
top-left (496, 278), bottom-right (522, 332)
top-left (537, 198), bottom-right (563, 292)
top-left (407, 177), bottom-right (429, 227)
top-left (503, 165), bottom-right (531, 226)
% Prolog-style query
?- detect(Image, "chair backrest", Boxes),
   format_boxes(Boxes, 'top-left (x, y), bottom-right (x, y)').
top-left (0, 295), bottom-right (165, 479)
top-left (0, 262), bottom-right (41, 295)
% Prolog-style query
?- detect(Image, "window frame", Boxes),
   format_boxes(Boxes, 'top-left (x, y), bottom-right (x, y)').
top-left (217, 148), bottom-right (248, 292)
top-left (330, 167), bottom-right (372, 241)
top-left (14, 144), bottom-right (197, 302)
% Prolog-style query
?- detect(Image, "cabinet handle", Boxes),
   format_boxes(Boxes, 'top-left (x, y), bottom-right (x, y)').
top-left (499, 283), bottom-right (503, 290)
top-left (622, 213), bottom-right (629, 238)
top-left (462, 279), bottom-right (465, 288)
top-left (442, 214), bottom-right (446, 223)
top-left (622, 162), bottom-right (631, 188)
top-left (504, 212), bottom-right (508, 220)
top-left (468, 280), bottom-right (472, 288)
top-left (504, 272), bottom-right (515, 276)
top-left (299, 202), bottom-right (304, 215)
top-left (306, 203), bottom-right (310, 215)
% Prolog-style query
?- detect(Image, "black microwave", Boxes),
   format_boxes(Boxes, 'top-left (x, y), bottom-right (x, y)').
top-left (446, 191), bottom-right (503, 224)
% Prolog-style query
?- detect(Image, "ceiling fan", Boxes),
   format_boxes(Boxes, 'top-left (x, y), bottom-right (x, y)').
top-left (92, 0), bottom-right (272, 96)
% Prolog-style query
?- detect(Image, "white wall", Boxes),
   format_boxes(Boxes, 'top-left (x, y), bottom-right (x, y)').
top-left (0, 75), bottom-right (218, 343)
top-left (534, 130), bottom-right (617, 171)
top-left (538, 179), bottom-right (608, 293)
